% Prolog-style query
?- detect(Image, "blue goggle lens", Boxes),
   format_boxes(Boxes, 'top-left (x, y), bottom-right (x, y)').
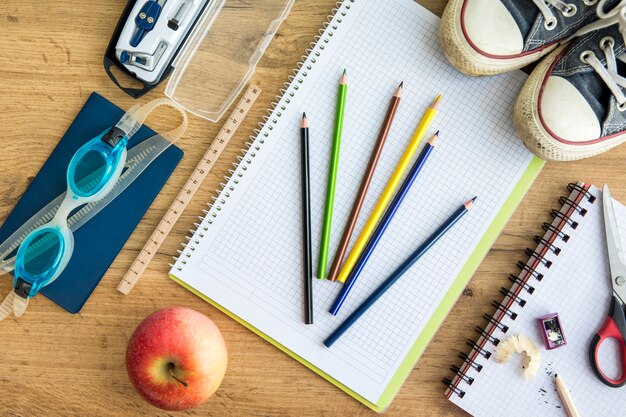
top-left (68, 132), bottom-right (127, 198)
top-left (72, 149), bottom-right (108, 195)
top-left (18, 229), bottom-right (64, 279)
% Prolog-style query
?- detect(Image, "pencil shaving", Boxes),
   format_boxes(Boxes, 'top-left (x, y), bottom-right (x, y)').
top-left (495, 335), bottom-right (541, 379)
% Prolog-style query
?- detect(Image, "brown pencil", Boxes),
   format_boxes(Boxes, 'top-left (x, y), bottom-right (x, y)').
top-left (327, 81), bottom-right (403, 282)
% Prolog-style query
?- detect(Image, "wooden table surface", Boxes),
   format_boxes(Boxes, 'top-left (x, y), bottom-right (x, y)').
top-left (1, 1), bottom-right (625, 416)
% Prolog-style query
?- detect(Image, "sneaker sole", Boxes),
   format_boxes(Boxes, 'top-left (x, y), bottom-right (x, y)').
top-left (439, 0), bottom-right (557, 76)
top-left (514, 45), bottom-right (626, 161)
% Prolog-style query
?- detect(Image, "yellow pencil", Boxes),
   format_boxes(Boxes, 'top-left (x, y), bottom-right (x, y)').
top-left (336, 95), bottom-right (441, 283)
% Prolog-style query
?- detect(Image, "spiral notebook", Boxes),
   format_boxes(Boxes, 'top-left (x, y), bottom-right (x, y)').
top-left (169, 0), bottom-right (544, 411)
top-left (446, 183), bottom-right (626, 416)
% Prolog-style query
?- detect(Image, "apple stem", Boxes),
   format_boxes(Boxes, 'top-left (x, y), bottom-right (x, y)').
top-left (168, 363), bottom-right (188, 387)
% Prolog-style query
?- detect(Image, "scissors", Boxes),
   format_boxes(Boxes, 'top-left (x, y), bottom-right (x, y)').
top-left (590, 184), bottom-right (626, 388)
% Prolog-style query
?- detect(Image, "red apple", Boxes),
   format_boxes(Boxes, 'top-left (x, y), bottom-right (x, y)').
top-left (126, 307), bottom-right (228, 411)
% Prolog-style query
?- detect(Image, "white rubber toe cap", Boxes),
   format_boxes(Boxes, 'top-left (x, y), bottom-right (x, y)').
top-left (540, 76), bottom-right (601, 142)
top-left (463, 0), bottom-right (524, 56)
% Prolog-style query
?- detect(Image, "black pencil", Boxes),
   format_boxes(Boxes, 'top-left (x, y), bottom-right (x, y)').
top-left (301, 113), bottom-right (314, 324)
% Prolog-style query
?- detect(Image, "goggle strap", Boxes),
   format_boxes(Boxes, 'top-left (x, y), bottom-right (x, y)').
top-left (116, 98), bottom-right (188, 143)
top-left (0, 291), bottom-right (16, 321)
top-left (114, 104), bottom-right (142, 140)
top-left (12, 294), bottom-right (28, 318)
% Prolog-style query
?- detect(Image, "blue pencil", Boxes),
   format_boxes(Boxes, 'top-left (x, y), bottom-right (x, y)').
top-left (329, 132), bottom-right (439, 316)
top-left (324, 197), bottom-right (476, 348)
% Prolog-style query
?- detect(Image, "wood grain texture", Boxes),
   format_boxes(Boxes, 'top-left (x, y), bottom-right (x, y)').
top-left (1, 1), bottom-right (625, 416)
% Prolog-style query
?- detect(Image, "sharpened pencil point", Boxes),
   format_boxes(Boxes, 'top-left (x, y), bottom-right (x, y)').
top-left (427, 131), bottom-right (439, 145)
top-left (431, 94), bottom-right (442, 110)
top-left (395, 81), bottom-right (404, 98)
top-left (301, 113), bottom-right (309, 128)
top-left (340, 69), bottom-right (348, 85)
top-left (464, 197), bottom-right (477, 210)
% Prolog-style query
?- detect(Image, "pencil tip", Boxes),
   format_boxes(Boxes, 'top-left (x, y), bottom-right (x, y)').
top-left (301, 114), bottom-right (309, 128)
top-left (395, 81), bottom-right (404, 97)
top-left (343, 68), bottom-right (347, 75)
top-left (464, 197), bottom-right (477, 210)
top-left (340, 69), bottom-right (348, 84)
top-left (428, 131), bottom-right (439, 145)
top-left (431, 94), bottom-right (442, 110)
top-left (472, 196), bottom-right (477, 202)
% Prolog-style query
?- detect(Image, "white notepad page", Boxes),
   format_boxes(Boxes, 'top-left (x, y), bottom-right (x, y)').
top-left (449, 185), bottom-right (626, 416)
top-left (171, 0), bottom-right (536, 406)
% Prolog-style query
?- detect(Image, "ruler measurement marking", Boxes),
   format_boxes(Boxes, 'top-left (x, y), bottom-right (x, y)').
top-left (117, 84), bottom-right (262, 294)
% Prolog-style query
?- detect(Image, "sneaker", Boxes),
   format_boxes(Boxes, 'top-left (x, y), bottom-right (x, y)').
top-left (440, 0), bottom-right (606, 75)
top-left (515, 1), bottom-right (626, 160)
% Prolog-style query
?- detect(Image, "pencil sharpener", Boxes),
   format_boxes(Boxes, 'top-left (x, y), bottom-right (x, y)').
top-left (537, 313), bottom-right (566, 350)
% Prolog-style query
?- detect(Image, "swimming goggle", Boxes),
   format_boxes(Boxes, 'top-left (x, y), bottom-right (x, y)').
top-left (0, 98), bottom-right (187, 319)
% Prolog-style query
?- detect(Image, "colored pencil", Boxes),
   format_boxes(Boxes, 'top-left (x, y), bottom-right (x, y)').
top-left (329, 132), bottom-right (439, 315)
top-left (300, 113), bottom-right (314, 324)
top-left (335, 95), bottom-right (441, 283)
top-left (327, 81), bottom-right (404, 282)
top-left (324, 197), bottom-right (476, 347)
top-left (317, 69), bottom-right (348, 279)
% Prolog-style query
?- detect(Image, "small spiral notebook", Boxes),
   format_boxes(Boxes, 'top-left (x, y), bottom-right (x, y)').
top-left (170, 0), bottom-right (543, 411)
top-left (446, 183), bottom-right (626, 416)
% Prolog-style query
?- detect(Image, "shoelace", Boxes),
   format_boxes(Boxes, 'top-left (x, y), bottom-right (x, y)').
top-left (532, 0), bottom-right (592, 30)
top-left (575, 0), bottom-right (626, 109)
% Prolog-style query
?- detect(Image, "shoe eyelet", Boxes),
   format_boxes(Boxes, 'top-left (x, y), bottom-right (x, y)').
top-left (618, 102), bottom-right (626, 112)
top-left (544, 18), bottom-right (557, 30)
top-left (583, 0), bottom-right (597, 5)
top-left (580, 50), bottom-right (594, 63)
top-left (562, 4), bottom-right (577, 17)
top-left (600, 36), bottom-right (615, 50)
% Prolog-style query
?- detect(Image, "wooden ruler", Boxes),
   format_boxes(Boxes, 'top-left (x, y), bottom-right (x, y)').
top-left (118, 84), bottom-right (262, 294)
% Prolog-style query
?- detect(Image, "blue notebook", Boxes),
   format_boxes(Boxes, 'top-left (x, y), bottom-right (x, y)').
top-left (0, 92), bottom-right (183, 313)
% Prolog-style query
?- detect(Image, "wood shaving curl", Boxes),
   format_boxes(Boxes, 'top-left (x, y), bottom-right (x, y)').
top-left (495, 334), bottom-right (541, 379)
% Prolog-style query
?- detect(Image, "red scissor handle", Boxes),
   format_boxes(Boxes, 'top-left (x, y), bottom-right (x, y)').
top-left (589, 295), bottom-right (626, 388)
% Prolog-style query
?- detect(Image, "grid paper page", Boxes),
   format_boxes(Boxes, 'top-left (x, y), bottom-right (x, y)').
top-left (450, 185), bottom-right (626, 416)
top-left (172, 0), bottom-right (536, 405)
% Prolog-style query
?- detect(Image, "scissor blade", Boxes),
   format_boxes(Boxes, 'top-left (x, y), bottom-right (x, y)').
top-left (603, 185), bottom-right (626, 303)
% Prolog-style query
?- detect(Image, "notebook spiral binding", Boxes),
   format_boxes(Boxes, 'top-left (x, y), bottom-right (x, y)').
top-left (172, 0), bottom-right (356, 270)
top-left (443, 183), bottom-right (596, 399)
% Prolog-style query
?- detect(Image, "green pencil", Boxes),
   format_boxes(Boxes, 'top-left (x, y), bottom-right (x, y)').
top-left (318, 69), bottom-right (348, 279)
